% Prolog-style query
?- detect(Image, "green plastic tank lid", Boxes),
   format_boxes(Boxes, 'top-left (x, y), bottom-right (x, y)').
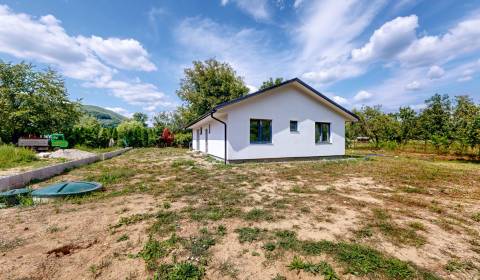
top-left (0, 188), bottom-right (31, 197)
top-left (31, 181), bottom-right (102, 197)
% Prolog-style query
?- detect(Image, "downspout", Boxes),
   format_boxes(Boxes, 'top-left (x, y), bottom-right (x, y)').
top-left (210, 110), bottom-right (227, 164)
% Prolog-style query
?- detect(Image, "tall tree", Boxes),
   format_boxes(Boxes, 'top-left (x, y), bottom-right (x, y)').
top-left (418, 94), bottom-right (452, 149)
top-left (452, 95), bottom-right (479, 150)
top-left (355, 106), bottom-right (399, 147)
top-left (176, 59), bottom-right (249, 124)
top-left (0, 61), bottom-right (80, 143)
top-left (153, 111), bottom-right (184, 133)
top-left (132, 112), bottom-right (148, 127)
top-left (259, 77), bottom-right (284, 90)
top-left (397, 106), bottom-right (418, 144)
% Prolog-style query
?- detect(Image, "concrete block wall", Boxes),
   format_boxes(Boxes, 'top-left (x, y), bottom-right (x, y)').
top-left (0, 148), bottom-right (132, 192)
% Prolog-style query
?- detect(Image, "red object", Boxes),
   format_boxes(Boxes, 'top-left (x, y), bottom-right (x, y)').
top-left (162, 128), bottom-right (174, 146)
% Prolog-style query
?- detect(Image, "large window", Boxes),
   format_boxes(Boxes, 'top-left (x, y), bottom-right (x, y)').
top-left (315, 122), bottom-right (331, 143)
top-left (290, 120), bottom-right (298, 132)
top-left (250, 119), bottom-right (272, 143)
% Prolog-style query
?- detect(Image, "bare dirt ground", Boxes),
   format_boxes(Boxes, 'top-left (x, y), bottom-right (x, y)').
top-left (1, 148), bottom-right (479, 280)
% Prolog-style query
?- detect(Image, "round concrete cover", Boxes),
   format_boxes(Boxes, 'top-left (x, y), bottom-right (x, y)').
top-left (31, 181), bottom-right (102, 197)
top-left (0, 188), bottom-right (30, 197)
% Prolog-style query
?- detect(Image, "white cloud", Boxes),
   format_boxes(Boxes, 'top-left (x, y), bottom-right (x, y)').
top-left (332, 95), bottom-right (349, 105)
top-left (457, 76), bottom-right (472, 82)
top-left (105, 107), bottom-right (133, 118)
top-left (174, 17), bottom-right (289, 86)
top-left (294, 0), bottom-right (386, 84)
top-left (0, 5), bottom-right (170, 111)
top-left (246, 84), bottom-right (258, 93)
top-left (293, 0), bottom-right (304, 9)
top-left (76, 36), bottom-right (157, 71)
top-left (88, 78), bottom-right (176, 110)
top-left (427, 65), bottom-right (445, 79)
top-left (398, 13), bottom-right (480, 66)
top-left (302, 64), bottom-right (363, 84)
top-left (351, 15), bottom-right (418, 62)
top-left (353, 90), bottom-right (373, 102)
top-left (222, 0), bottom-right (270, 21)
top-left (405, 80), bottom-right (422, 91)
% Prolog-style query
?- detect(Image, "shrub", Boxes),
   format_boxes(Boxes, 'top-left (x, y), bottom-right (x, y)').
top-left (174, 132), bottom-right (192, 148)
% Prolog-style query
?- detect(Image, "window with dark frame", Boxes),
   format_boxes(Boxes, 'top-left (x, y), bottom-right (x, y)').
top-left (290, 120), bottom-right (298, 132)
top-left (250, 119), bottom-right (272, 144)
top-left (200, 127), bottom-right (202, 135)
top-left (315, 122), bottom-right (331, 143)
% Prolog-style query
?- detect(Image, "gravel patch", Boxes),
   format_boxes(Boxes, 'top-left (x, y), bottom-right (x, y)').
top-left (49, 149), bottom-right (96, 160)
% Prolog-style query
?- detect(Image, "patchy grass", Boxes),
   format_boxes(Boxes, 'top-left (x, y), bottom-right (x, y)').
top-left (2, 147), bottom-right (479, 279)
top-left (235, 227), bottom-right (266, 243)
top-left (288, 256), bottom-right (339, 280)
top-left (244, 208), bottom-right (274, 221)
top-left (154, 262), bottom-right (204, 280)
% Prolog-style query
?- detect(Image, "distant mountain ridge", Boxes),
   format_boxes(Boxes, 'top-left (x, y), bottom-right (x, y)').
top-left (81, 105), bottom-right (127, 127)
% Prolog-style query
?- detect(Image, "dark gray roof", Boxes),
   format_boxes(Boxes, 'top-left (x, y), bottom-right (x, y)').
top-left (186, 78), bottom-right (358, 128)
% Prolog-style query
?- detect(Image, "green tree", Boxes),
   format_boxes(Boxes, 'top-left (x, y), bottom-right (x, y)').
top-left (176, 59), bottom-right (249, 124)
top-left (153, 111), bottom-right (184, 133)
top-left (397, 106), bottom-right (418, 144)
top-left (0, 61), bottom-right (80, 143)
top-left (355, 106), bottom-right (399, 147)
top-left (117, 120), bottom-right (147, 147)
top-left (452, 95), bottom-right (478, 150)
top-left (467, 115), bottom-right (480, 153)
top-left (71, 116), bottom-right (101, 147)
top-left (133, 112), bottom-right (148, 127)
top-left (418, 94), bottom-right (452, 150)
top-left (259, 77), bottom-right (284, 90)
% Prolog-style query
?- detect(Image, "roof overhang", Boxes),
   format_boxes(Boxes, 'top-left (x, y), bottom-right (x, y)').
top-left (185, 77), bottom-right (358, 129)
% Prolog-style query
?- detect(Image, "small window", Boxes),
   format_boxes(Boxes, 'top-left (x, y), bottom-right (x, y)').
top-left (200, 127), bottom-right (203, 135)
top-left (290, 120), bottom-right (298, 132)
top-left (250, 119), bottom-right (272, 144)
top-left (208, 124), bottom-right (211, 134)
top-left (315, 122), bottom-right (331, 143)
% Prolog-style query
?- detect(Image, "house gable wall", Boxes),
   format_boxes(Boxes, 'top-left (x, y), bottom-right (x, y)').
top-left (224, 85), bottom-right (346, 160)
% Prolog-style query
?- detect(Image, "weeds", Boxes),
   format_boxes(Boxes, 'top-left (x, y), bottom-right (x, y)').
top-left (154, 262), bottom-right (204, 280)
top-left (0, 145), bottom-right (38, 169)
top-left (368, 208), bottom-right (426, 247)
top-left (217, 259), bottom-right (239, 279)
top-left (244, 208), bottom-right (274, 221)
top-left (288, 256), bottom-right (339, 280)
top-left (139, 234), bottom-right (179, 270)
top-left (117, 234), bottom-right (129, 242)
top-left (235, 227), bottom-right (266, 243)
top-left (150, 211), bottom-right (178, 236)
top-left (111, 213), bottom-right (154, 229)
top-left (471, 212), bottom-right (480, 222)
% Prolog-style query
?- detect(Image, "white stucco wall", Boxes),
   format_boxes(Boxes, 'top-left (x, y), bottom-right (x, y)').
top-left (224, 85), bottom-right (347, 160)
top-left (191, 116), bottom-right (226, 159)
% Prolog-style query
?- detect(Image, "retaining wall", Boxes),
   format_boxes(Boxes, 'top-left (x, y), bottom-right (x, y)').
top-left (0, 147), bottom-right (132, 192)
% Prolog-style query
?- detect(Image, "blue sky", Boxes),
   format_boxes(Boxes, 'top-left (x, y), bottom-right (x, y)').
top-left (1, 0), bottom-right (479, 118)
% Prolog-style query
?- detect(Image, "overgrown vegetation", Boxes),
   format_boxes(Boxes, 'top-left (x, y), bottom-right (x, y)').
top-left (0, 145), bottom-right (38, 169)
top-left (348, 94), bottom-right (480, 155)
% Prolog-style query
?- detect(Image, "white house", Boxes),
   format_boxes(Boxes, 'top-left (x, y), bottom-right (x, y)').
top-left (186, 78), bottom-right (358, 163)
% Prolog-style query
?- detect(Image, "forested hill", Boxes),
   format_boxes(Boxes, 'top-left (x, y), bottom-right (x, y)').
top-left (81, 105), bottom-right (127, 128)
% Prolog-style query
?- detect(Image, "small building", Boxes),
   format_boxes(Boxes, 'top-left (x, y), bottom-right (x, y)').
top-left (186, 78), bottom-right (358, 163)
